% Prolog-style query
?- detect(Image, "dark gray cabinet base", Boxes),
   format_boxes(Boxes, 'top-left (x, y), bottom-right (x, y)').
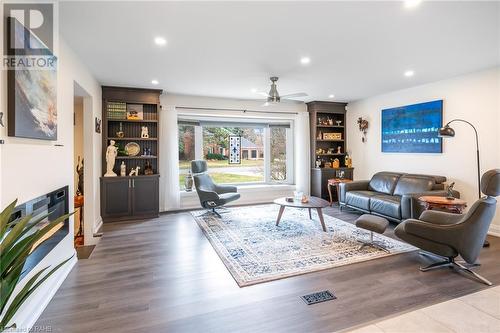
top-left (100, 175), bottom-right (159, 222)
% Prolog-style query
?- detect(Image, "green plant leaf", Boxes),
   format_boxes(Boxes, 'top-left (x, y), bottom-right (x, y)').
top-left (0, 256), bottom-right (73, 330)
top-left (0, 200), bottom-right (18, 239)
top-left (0, 214), bottom-right (32, 254)
top-left (0, 234), bottom-right (36, 278)
top-left (0, 261), bottom-right (24, 316)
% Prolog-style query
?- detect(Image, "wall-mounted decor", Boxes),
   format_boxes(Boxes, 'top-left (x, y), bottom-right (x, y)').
top-left (95, 117), bottom-right (102, 133)
top-left (382, 100), bottom-right (443, 153)
top-left (323, 132), bottom-right (342, 140)
top-left (357, 117), bottom-right (369, 142)
top-left (229, 136), bottom-right (241, 164)
top-left (126, 104), bottom-right (143, 120)
top-left (7, 18), bottom-right (57, 140)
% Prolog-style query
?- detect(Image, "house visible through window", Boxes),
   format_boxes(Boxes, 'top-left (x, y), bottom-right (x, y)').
top-left (178, 118), bottom-right (293, 189)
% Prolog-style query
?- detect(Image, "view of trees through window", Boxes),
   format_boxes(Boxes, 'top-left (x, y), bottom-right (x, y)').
top-left (178, 122), bottom-right (291, 189)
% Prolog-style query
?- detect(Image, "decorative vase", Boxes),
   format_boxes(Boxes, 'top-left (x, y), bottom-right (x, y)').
top-left (184, 171), bottom-right (193, 192)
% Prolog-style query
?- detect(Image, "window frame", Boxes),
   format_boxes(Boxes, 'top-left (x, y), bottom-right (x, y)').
top-left (178, 116), bottom-right (294, 187)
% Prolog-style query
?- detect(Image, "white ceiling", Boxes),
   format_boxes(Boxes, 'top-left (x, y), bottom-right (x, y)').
top-left (59, 1), bottom-right (500, 102)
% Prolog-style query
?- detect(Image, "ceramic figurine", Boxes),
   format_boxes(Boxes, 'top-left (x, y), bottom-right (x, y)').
top-left (332, 158), bottom-right (340, 169)
top-left (104, 140), bottom-right (118, 177)
top-left (184, 170), bottom-right (194, 191)
top-left (446, 182), bottom-right (456, 200)
top-left (129, 166), bottom-right (141, 176)
top-left (337, 146), bottom-right (342, 154)
top-left (144, 161), bottom-right (154, 175)
top-left (120, 161), bottom-right (126, 177)
top-left (141, 126), bottom-right (149, 138)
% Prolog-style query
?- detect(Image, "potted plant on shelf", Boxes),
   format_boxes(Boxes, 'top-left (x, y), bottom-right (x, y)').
top-left (0, 200), bottom-right (74, 331)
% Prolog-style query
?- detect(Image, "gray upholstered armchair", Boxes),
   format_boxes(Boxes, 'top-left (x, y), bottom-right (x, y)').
top-left (191, 160), bottom-right (240, 217)
top-left (395, 169), bottom-right (500, 285)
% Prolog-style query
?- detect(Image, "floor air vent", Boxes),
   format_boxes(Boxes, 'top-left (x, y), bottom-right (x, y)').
top-left (300, 290), bottom-right (337, 305)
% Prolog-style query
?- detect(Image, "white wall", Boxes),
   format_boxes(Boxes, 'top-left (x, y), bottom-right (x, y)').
top-left (161, 93), bottom-right (310, 210)
top-left (0, 37), bottom-right (102, 328)
top-left (347, 67), bottom-right (500, 235)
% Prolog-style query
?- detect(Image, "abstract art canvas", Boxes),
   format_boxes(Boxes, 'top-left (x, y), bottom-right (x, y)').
top-left (7, 18), bottom-right (58, 140)
top-left (229, 136), bottom-right (241, 164)
top-left (381, 100), bottom-right (443, 153)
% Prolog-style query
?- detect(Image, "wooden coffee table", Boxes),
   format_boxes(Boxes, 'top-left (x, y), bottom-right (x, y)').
top-left (418, 195), bottom-right (467, 214)
top-left (273, 196), bottom-right (330, 232)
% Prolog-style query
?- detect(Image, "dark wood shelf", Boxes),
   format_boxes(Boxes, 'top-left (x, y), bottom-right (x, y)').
top-left (316, 125), bottom-right (344, 128)
top-left (316, 153), bottom-right (346, 156)
top-left (107, 119), bottom-right (158, 123)
top-left (316, 139), bottom-right (345, 142)
top-left (116, 156), bottom-right (158, 160)
top-left (109, 137), bottom-right (158, 141)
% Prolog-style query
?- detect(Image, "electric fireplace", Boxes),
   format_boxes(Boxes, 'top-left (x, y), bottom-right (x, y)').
top-left (8, 186), bottom-right (69, 278)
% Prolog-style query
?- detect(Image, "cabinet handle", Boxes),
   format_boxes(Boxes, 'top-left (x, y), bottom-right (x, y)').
top-left (129, 179), bottom-right (131, 188)
top-left (132, 179), bottom-right (135, 188)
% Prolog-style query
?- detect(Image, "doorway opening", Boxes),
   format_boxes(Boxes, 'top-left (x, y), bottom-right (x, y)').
top-left (73, 82), bottom-right (99, 259)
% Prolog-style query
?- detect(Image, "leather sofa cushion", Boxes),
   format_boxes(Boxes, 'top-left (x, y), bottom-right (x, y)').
top-left (345, 190), bottom-right (378, 211)
top-left (405, 173), bottom-right (447, 185)
top-left (393, 176), bottom-right (433, 196)
top-left (368, 172), bottom-right (402, 195)
top-left (370, 194), bottom-right (401, 219)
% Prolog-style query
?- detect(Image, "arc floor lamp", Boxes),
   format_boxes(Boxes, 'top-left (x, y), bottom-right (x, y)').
top-left (438, 119), bottom-right (489, 247)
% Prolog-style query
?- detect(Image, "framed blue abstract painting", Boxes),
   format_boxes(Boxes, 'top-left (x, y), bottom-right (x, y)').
top-left (381, 100), bottom-right (443, 153)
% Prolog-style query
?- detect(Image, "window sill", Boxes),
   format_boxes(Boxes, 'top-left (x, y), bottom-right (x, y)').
top-left (180, 183), bottom-right (295, 196)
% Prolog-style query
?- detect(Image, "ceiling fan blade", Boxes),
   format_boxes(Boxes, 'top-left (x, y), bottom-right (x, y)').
top-left (281, 92), bottom-right (308, 99)
top-left (257, 91), bottom-right (270, 97)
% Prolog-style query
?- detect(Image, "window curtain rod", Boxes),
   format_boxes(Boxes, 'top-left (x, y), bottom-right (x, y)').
top-left (175, 106), bottom-right (299, 115)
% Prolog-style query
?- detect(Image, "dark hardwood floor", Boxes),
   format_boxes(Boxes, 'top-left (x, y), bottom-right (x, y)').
top-left (36, 205), bottom-right (500, 333)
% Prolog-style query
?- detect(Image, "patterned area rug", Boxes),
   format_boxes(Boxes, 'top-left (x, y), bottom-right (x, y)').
top-left (191, 204), bottom-right (415, 287)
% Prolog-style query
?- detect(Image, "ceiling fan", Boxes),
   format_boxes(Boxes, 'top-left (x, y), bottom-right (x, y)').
top-left (257, 77), bottom-right (308, 105)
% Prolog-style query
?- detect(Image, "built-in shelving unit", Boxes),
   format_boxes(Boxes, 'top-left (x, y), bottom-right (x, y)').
top-left (307, 101), bottom-right (354, 200)
top-left (100, 86), bottom-right (162, 222)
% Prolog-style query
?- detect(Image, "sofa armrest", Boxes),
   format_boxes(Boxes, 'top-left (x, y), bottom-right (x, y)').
top-left (339, 180), bottom-right (370, 203)
top-left (213, 184), bottom-right (237, 194)
top-left (400, 189), bottom-right (460, 220)
top-left (419, 210), bottom-right (464, 225)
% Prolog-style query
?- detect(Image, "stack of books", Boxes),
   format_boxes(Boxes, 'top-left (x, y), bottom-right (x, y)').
top-left (107, 102), bottom-right (126, 119)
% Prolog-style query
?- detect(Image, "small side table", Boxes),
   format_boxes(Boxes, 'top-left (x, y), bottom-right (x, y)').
top-left (74, 195), bottom-right (84, 247)
top-left (328, 178), bottom-right (352, 206)
top-left (418, 196), bottom-right (467, 214)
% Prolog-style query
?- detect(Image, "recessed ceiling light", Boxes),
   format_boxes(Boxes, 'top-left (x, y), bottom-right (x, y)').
top-left (154, 36), bottom-right (167, 46)
top-left (328, 94), bottom-right (335, 98)
top-left (251, 88), bottom-right (257, 93)
top-left (404, 70), bottom-right (415, 77)
top-left (300, 57), bottom-right (311, 65)
top-left (151, 79), bottom-right (159, 85)
top-left (404, 0), bottom-right (422, 9)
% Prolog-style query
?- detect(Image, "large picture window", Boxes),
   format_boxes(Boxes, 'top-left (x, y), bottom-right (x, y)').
top-left (178, 118), bottom-right (293, 189)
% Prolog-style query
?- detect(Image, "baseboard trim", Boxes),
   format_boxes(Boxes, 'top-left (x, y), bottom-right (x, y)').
top-left (93, 217), bottom-right (103, 236)
top-left (21, 251), bottom-right (77, 330)
top-left (488, 224), bottom-right (500, 237)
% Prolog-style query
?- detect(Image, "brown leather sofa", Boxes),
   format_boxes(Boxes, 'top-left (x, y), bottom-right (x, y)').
top-left (339, 172), bottom-right (459, 222)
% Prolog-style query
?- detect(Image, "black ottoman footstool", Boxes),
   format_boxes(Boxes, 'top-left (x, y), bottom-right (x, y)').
top-left (355, 214), bottom-right (390, 253)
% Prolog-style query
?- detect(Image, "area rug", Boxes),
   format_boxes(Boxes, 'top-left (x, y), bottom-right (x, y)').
top-left (191, 204), bottom-right (415, 287)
